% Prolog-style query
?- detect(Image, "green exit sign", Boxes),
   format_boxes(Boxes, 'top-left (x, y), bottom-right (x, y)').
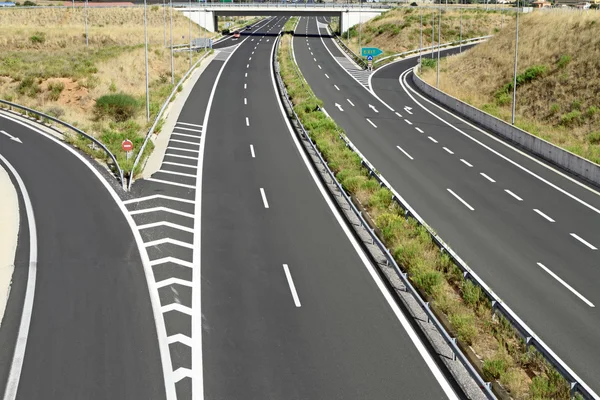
top-left (361, 47), bottom-right (383, 57)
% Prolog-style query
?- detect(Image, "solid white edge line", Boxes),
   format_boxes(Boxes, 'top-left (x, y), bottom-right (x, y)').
top-left (504, 189), bottom-right (523, 202)
top-left (271, 34), bottom-right (459, 400)
top-left (0, 114), bottom-right (177, 399)
top-left (250, 144), bottom-right (255, 158)
top-left (533, 209), bottom-right (555, 223)
top-left (570, 233), bottom-right (598, 250)
top-left (447, 188), bottom-right (475, 211)
top-left (397, 68), bottom-right (600, 217)
top-left (260, 188), bottom-right (269, 209)
top-left (282, 264), bottom-right (301, 307)
top-left (396, 145), bottom-right (414, 161)
top-left (460, 159), bottom-right (473, 167)
top-left (443, 147), bottom-right (454, 155)
top-left (366, 118), bottom-right (377, 128)
top-left (480, 172), bottom-right (496, 183)
top-left (536, 263), bottom-right (595, 307)
top-left (0, 155), bottom-right (37, 400)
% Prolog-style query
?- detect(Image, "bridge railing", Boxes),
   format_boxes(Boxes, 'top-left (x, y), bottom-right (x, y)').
top-left (173, 2), bottom-right (392, 9)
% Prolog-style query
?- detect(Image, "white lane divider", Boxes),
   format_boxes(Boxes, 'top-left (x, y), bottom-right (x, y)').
top-left (428, 136), bottom-right (438, 143)
top-left (250, 144), bottom-right (255, 158)
top-left (260, 188), bottom-right (269, 209)
top-left (313, 57), bottom-right (316, 62)
top-left (347, 99), bottom-right (355, 107)
top-left (244, 98), bottom-right (247, 105)
top-left (246, 117), bottom-right (250, 127)
top-left (282, 264), bottom-right (301, 307)
top-left (533, 209), bottom-right (555, 222)
top-left (404, 106), bottom-right (413, 115)
top-left (245, 72), bottom-right (248, 78)
top-left (334, 85), bottom-right (340, 91)
top-left (447, 188), bottom-right (475, 211)
top-left (460, 159), bottom-right (473, 168)
top-left (395, 112), bottom-right (403, 118)
top-left (570, 233), bottom-right (597, 250)
top-left (318, 65), bottom-right (322, 69)
top-left (325, 74), bottom-right (330, 79)
top-left (415, 127), bottom-right (424, 133)
top-left (366, 118), bottom-right (377, 128)
top-left (396, 145), bottom-right (414, 160)
top-left (504, 189), bottom-right (523, 201)
top-left (244, 83), bottom-right (247, 90)
top-left (247, 64), bottom-right (249, 69)
top-left (443, 147), bottom-right (454, 155)
top-left (368, 104), bottom-right (379, 113)
top-left (405, 119), bottom-right (412, 125)
top-left (480, 172), bottom-right (496, 183)
top-left (311, 52), bottom-right (313, 55)
top-left (536, 262), bottom-right (595, 307)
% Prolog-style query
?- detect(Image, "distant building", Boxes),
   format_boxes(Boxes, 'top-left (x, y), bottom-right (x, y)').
top-left (532, 0), bottom-right (551, 6)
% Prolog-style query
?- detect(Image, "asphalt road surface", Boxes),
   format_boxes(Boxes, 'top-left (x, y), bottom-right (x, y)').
top-left (0, 115), bottom-right (164, 399)
top-left (199, 16), bottom-right (458, 400)
top-left (294, 15), bottom-right (600, 394)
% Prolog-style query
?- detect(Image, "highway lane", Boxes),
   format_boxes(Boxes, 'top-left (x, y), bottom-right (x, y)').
top-left (295, 16), bottom-right (600, 392)
top-left (0, 116), bottom-right (164, 399)
top-left (199, 15), bottom-right (458, 400)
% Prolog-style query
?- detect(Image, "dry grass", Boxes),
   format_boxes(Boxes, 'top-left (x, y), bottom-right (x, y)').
top-left (421, 10), bottom-right (600, 164)
top-left (337, 7), bottom-right (509, 56)
top-left (0, 6), bottom-right (216, 172)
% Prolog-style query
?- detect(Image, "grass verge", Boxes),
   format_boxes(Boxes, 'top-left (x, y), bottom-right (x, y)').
top-left (277, 31), bottom-right (575, 400)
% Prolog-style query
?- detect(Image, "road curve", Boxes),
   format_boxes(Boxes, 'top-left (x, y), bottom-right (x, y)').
top-left (294, 15), bottom-right (600, 394)
top-left (0, 114), bottom-right (165, 399)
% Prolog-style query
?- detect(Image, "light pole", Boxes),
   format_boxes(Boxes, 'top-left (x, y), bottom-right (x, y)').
top-left (419, 10), bottom-right (422, 73)
top-left (188, 0), bottom-right (192, 69)
top-left (163, 0), bottom-right (167, 47)
top-left (436, 6), bottom-right (441, 88)
top-left (511, 0), bottom-right (519, 125)
top-left (84, 0), bottom-right (89, 49)
top-left (170, 0), bottom-right (174, 84)
top-left (144, 0), bottom-right (150, 122)
top-left (431, 9), bottom-right (435, 57)
top-left (459, 2), bottom-right (462, 53)
top-left (358, 0), bottom-right (362, 55)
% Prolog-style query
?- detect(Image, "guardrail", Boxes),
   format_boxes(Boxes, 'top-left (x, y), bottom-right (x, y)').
top-left (373, 34), bottom-right (492, 66)
top-left (128, 50), bottom-right (211, 190)
top-left (0, 99), bottom-right (125, 186)
top-left (274, 32), bottom-right (600, 400)
top-left (326, 24), bottom-right (368, 69)
top-left (174, 2), bottom-right (392, 9)
top-left (272, 33), bottom-right (495, 399)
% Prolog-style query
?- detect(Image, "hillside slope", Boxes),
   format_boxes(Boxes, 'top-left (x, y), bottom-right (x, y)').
top-left (420, 11), bottom-right (600, 164)
top-left (335, 7), bottom-right (509, 57)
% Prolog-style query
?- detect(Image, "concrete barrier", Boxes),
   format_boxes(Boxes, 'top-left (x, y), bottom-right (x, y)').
top-left (412, 66), bottom-right (600, 187)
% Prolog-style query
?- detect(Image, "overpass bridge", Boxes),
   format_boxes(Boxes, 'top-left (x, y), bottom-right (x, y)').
top-left (176, 3), bottom-right (390, 32)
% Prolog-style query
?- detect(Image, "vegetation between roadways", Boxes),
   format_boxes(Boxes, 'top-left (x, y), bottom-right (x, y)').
top-left (278, 31), bottom-right (574, 400)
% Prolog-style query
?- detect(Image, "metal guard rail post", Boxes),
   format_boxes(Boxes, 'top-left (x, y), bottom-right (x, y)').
top-left (0, 98), bottom-right (125, 186)
top-left (272, 33), bottom-right (496, 399)
top-left (274, 33), bottom-right (599, 400)
top-left (128, 50), bottom-right (211, 190)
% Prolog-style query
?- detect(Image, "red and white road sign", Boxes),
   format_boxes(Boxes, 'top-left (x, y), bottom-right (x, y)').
top-left (122, 139), bottom-right (133, 152)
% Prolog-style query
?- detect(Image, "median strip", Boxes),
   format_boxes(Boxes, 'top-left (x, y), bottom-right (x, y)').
top-left (276, 31), bottom-right (576, 400)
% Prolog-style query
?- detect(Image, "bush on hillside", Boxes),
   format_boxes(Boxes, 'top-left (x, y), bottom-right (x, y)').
top-left (94, 93), bottom-right (139, 122)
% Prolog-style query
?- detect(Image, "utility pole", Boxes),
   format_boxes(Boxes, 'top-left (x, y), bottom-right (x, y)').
top-left (144, 0), bottom-right (150, 122)
top-left (459, 2), bottom-right (462, 53)
top-left (84, 0), bottom-right (89, 49)
top-left (436, 6), bottom-right (441, 88)
top-left (170, 0), bottom-right (174, 84)
top-left (512, 0), bottom-right (520, 125)
top-left (431, 9), bottom-right (435, 57)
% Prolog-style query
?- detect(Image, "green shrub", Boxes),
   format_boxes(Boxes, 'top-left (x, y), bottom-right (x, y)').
top-left (556, 54), bottom-right (571, 69)
top-left (549, 103), bottom-right (560, 115)
top-left (45, 106), bottom-right (64, 119)
top-left (151, 5), bottom-right (159, 11)
top-left (495, 92), bottom-right (511, 107)
top-left (221, 28), bottom-right (230, 35)
top-left (47, 81), bottom-right (65, 101)
top-left (413, 270), bottom-right (443, 297)
top-left (560, 110), bottom-right (582, 127)
top-left (586, 106), bottom-right (598, 118)
top-left (529, 369), bottom-right (570, 400)
top-left (496, 65), bottom-right (547, 99)
top-left (17, 76), bottom-right (40, 97)
top-left (29, 32), bottom-right (45, 44)
top-left (483, 357), bottom-right (506, 380)
top-left (94, 93), bottom-right (139, 122)
top-left (449, 312), bottom-right (477, 344)
top-left (420, 57), bottom-right (436, 70)
top-left (109, 81), bottom-right (117, 93)
top-left (587, 132), bottom-right (600, 145)
top-left (461, 279), bottom-right (483, 307)
top-left (571, 99), bottom-right (582, 111)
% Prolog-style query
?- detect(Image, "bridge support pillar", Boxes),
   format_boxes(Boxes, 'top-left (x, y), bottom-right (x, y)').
top-left (340, 10), bottom-right (382, 35)
top-left (182, 9), bottom-right (218, 33)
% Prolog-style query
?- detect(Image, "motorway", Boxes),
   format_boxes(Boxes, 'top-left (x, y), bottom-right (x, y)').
top-left (0, 115), bottom-right (164, 398)
top-left (294, 15), bottom-right (600, 392)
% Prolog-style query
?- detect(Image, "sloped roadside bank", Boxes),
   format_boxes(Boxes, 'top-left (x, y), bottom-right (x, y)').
top-left (275, 31), bottom-right (581, 400)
